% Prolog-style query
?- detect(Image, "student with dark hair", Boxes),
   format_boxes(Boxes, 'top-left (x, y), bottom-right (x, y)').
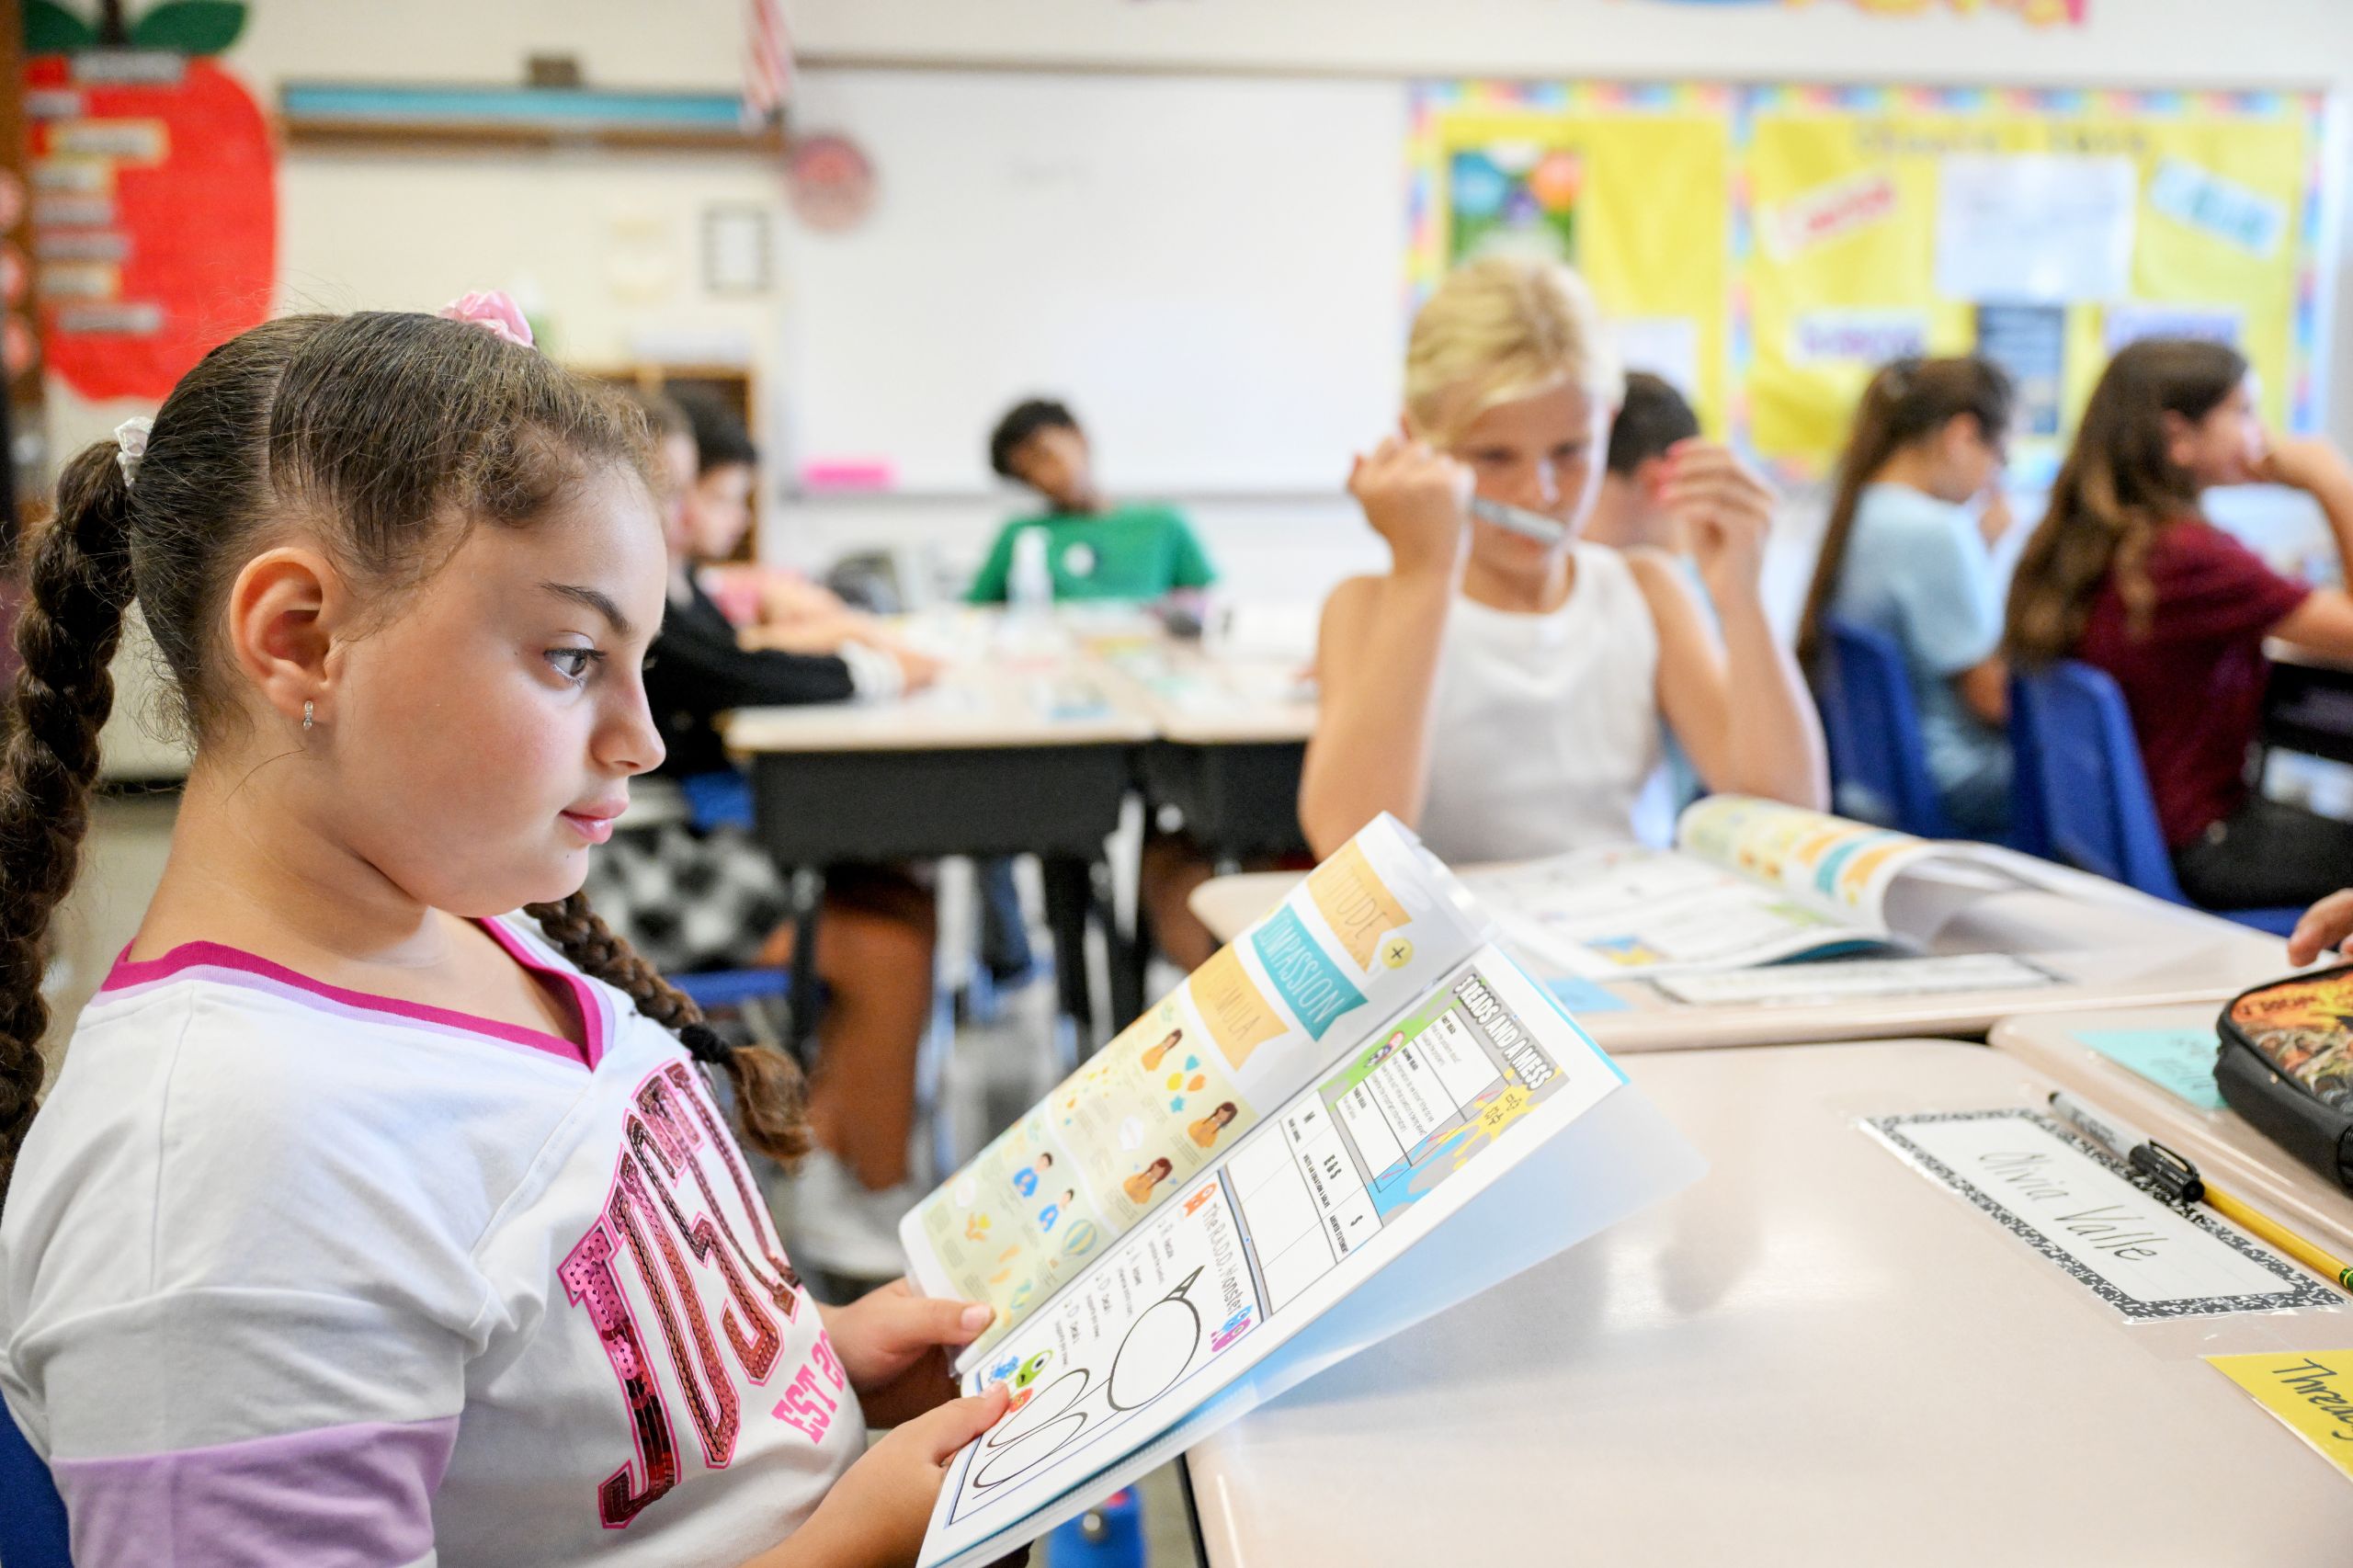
top-left (973, 398), bottom-right (1227, 968)
top-left (599, 388), bottom-right (944, 1282)
top-left (971, 397), bottom-right (1217, 605)
top-left (1585, 372), bottom-right (1703, 552)
top-left (0, 298), bottom-right (1006, 1565)
top-left (2006, 337), bottom-right (2353, 908)
top-left (1798, 356), bottom-right (2017, 834)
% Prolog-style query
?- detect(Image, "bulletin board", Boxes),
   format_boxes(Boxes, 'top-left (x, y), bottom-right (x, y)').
top-left (1410, 81), bottom-right (2333, 481)
top-left (1742, 86), bottom-right (2328, 479)
top-left (1408, 82), bottom-right (1736, 436)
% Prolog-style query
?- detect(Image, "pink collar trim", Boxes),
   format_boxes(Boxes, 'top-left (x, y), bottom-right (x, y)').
top-left (98, 917), bottom-right (608, 1070)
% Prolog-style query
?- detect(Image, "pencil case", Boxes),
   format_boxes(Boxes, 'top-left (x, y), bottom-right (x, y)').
top-left (2215, 965), bottom-right (2353, 1197)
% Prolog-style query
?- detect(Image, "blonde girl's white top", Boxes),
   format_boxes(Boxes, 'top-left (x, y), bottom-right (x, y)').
top-left (1415, 540), bottom-right (1676, 864)
top-left (0, 915), bottom-right (861, 1567)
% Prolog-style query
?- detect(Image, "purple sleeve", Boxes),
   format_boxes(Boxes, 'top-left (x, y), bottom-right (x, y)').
top-left (56, 1415), bottom-right (457, 1568)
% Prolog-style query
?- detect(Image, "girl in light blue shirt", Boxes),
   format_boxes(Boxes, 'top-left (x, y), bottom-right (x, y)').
top-left (1798, 357), bottom-right (2018, 835)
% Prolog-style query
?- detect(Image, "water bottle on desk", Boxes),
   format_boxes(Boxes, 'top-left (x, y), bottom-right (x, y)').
top-left (1009, 525), bottom-right (1054, 618)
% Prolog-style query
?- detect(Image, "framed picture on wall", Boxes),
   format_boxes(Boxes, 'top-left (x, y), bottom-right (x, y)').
top-left (701, 204), bottom-right (772, 295)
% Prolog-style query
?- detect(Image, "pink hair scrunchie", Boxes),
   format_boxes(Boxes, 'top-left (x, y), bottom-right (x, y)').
top-left (436, 290), bottom-right (534, 349)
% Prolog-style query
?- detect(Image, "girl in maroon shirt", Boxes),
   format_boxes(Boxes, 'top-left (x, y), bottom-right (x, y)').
top-left (2006, 338), bottom-right (2353, 910)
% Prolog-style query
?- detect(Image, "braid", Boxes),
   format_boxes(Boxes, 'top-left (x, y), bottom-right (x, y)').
top-left (0, 443), bottom-right (140, 1213)
top-left (527, 891), bottom-right (812, 1166)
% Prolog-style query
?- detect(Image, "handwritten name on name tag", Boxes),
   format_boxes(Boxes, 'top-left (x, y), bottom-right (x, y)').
top-left (1866, 1108), bottom-right (2340, 1321)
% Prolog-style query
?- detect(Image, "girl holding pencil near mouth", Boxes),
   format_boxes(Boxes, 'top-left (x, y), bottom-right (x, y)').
top-left (1299, 256), bottom-right (1827, 864)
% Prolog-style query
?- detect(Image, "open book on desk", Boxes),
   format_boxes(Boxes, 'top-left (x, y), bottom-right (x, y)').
top-left (1465, 796), bottom-right (2063, 983)
top-left (902, 816), bottom-right (1702, 1568)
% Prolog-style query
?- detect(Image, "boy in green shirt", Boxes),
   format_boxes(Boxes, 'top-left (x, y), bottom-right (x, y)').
top-left (970, 399), bottom-right (1218, 603)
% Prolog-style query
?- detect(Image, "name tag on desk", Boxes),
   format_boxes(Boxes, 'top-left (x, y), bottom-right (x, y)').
top-left (1866, 1109), bottom-right (2341, 1321)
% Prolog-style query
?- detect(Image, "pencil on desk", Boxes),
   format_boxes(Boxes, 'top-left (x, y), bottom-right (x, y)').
top-left (2047, 1089), bottom-right (2353, 1294)
top-left (2199, 1181), bottom-right (2353, 1291)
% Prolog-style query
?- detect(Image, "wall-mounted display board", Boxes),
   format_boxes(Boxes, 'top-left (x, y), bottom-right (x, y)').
top-left (1413, 80), bottom-right (2332, 480)
top-left (1408, 81), bottom-right (1734, 434)
top-left (1740, 85), bottom-right (2327, 479)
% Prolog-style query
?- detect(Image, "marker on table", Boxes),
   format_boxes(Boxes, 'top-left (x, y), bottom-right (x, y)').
top-left (1468, 495), bottom-right (1568, 543)
top-left (2048, 1089), bottom-right (2353, 1292)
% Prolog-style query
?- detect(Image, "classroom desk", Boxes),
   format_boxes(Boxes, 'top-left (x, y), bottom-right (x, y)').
top-left (728, 660), bottom-right (1157, 1043)
top-left (1185, 1040), bottom-right (2353, 1568)
top-left (1992, 1003), bottom-right (2353, 1258)
top-left (1189, 861), bottom-right (2289, 1051)
top-left (2261, 638), bottom-right (2353, 766)
top-left (1097, 646), bottom-right (1315, 862)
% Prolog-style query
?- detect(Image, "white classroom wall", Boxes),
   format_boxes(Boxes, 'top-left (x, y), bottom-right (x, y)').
top-left (39, 0), bottom-right (2353, 610)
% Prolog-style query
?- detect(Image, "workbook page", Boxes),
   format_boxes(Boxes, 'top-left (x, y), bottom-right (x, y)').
top-left (1467, 844), bottom-right (1886, 979)
top-left (915, 947), bottom-right (1651, 1568)
top-left (904, 815), bottom-right (1492, 1364)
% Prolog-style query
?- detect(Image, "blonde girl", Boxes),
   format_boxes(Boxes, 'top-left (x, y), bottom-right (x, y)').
top-left (1300, 256), bottom-right (1826, 861)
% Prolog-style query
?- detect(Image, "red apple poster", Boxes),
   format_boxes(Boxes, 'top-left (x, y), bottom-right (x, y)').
top-left (24, 1), bottom-right (276, 401)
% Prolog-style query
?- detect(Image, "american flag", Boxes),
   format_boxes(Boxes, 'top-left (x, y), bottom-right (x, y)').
top-left (744, 0), bottom-right (794, 126)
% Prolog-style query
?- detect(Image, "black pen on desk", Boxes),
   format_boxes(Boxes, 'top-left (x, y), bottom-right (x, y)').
top-left (2047, 1089), bottom-right (2353, 1291)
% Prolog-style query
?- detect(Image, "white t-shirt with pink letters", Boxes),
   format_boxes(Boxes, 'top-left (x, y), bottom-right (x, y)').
top-left (0, 914), bottom-right (860, 1567)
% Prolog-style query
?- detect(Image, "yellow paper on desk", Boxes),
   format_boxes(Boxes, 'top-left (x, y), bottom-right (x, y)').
top-left (2207, 1350), bottom-right (2353, 1481)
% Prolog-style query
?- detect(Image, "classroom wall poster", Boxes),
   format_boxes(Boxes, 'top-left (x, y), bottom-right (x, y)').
top-left (1737, 85), bottom-right (2326, 479)
top-left (1408, 82), bottom-right (1735, 436)
top-left (1409, 81), bottom-right (2326, 483)
top-left (23, 2), bottom-right (278, 401)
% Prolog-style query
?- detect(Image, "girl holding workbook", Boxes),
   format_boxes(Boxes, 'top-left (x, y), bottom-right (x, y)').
top-left (1299, 256), bottom-right (1827, 863)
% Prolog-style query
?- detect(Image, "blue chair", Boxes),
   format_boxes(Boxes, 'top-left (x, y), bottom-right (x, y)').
top-left (1, 1403), bottom-right (72, 1567)
top-left (2007, 660), bottom-right (2302, 936)
top-left (1812, 618), bottom-right (1961, 839)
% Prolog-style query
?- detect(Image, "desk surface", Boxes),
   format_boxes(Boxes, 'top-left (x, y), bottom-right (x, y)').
top-left (725, 659), bottom-right (1156, 753)
top-left (1089, 645), bottom-right (1317, 745)
top-left (1992, 1004), bottom-right (2353, 1257)
top-left (1186, 1040), bottom-right (2353, 1568)
top-left (1190, 866), bottom-right (2287, 1050)
top-left (722, 615), bottom-right (1309, 754)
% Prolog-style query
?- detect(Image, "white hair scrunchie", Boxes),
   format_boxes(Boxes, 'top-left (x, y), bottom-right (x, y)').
top-left (114, 415), bottom-right (153, 491)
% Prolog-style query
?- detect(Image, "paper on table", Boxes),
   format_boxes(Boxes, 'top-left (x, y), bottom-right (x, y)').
top-left (1867, 1108), bottom-right (2341, 1321)
top-left (915, 950), bottom-right (1697, 1568)
top-left (2074, 1027), bottom-right (2228, 1111)
top-left (1468, 846), bottom-right (1879, 981)
top-left (1934, 153), bottom-right (2136, 304)
top-left (1653, 951), bottom-right (2057, 1007)
top-left (2206, 1349), bottom-right (2353, 1481)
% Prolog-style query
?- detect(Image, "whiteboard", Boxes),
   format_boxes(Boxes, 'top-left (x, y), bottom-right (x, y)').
top-left (776, 69), bottom-right (1408, 494)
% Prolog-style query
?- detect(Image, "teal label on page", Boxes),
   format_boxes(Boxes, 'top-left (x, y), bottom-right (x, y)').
top-left (1250, 905), bottom-right (1366, 1040)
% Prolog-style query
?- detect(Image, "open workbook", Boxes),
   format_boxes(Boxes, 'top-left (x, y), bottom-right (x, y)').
top-left (1465, 795), bottom-right (2062, 984)
top-left (902, 816), bottom-right (1702, 1568)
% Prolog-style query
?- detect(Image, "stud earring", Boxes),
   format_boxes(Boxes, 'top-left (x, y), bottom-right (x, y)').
top-left (302, 699), bottom-right (314, 732)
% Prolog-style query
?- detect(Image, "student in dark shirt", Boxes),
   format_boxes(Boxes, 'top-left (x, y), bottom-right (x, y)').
top-left (2004, 339), bottom-right (2353, 909)
top-left (599, 394), bottom-right (939, 1278)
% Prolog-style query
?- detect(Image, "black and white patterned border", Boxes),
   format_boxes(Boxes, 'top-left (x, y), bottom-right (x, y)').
top-left (1864, 1108), bottom-right (2343, 1322)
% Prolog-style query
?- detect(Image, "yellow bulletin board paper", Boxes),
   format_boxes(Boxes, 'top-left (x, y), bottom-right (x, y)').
top-left (2208, 1350), bottom-right (2353, 1483)
top-left (1409, 82), bottom-right (1736, 437)
top-left (1409, 83), bottom-right (2331, 483)
top-left (1738, 85), bottom-right (2327, 480)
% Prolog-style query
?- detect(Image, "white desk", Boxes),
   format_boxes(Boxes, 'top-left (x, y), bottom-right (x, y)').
top-left (1190, 866), bottom-right (2288, 1051)
top-left (1992, 1004), bottom-right (2353, 1258)
top-left (1187, 1040), bottom-right (2353, 1567)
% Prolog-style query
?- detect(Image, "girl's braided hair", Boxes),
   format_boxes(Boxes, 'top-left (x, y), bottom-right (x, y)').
top-left (0, 312), bottom-right (809, 1214)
